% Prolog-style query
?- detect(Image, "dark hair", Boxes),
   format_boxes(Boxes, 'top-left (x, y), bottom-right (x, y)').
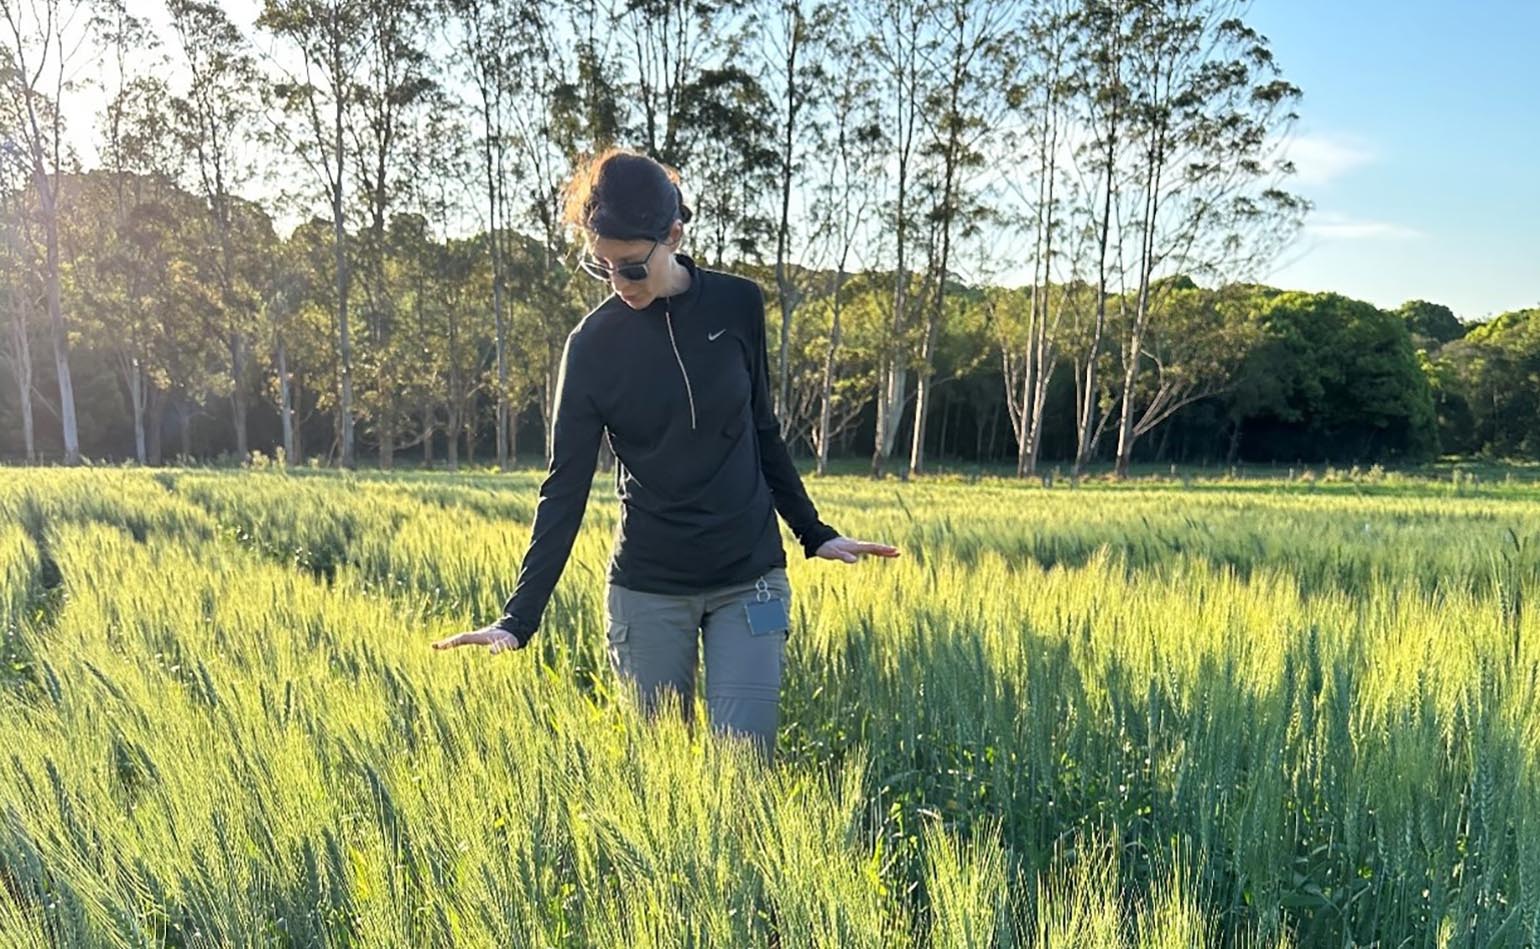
top-left (562, 146), bottom-right (693, 242)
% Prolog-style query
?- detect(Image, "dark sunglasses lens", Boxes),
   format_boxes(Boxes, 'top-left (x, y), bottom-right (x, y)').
top-left (617, 264), bottom-right (649, 282)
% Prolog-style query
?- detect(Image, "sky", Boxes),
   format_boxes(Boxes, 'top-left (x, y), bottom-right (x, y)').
top-left (1245, 0), bottom-right (1540, 321)
top-left (45, 0), bottom-right (1539, 324)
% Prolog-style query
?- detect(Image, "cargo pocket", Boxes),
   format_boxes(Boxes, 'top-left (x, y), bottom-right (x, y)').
top-left (606, 619), bottom-right (630, 644)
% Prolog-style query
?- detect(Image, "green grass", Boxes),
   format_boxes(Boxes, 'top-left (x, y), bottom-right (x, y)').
top-left (1, 466), bottom-right (1537, 946)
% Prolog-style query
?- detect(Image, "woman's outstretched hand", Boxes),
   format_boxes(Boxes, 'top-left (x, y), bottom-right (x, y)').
top-left (814, 536), bottom-right (901, 564)
top-left (431, 622), bottom-right (526, 655)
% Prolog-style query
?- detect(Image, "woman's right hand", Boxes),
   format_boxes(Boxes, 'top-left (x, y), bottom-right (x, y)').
top-left (431, 622), bottom-right (527, 655)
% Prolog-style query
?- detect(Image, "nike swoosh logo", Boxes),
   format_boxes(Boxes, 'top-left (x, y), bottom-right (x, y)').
top-left (708, 329), bottom-right (726, 341)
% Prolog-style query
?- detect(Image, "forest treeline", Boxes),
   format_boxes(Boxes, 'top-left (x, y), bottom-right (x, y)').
top-left (2, 0), bottom-right (1535, 473)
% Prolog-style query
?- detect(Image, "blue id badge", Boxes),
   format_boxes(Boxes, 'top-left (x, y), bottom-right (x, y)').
top-left (744, 576), bottom-right (790, 636)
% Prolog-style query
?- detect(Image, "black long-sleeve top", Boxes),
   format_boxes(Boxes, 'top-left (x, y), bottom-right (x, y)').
top-left (494, 253), bottom-right (841, 644)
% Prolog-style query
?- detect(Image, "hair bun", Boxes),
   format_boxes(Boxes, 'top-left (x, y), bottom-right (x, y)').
top-left (672, 182), bottom-right (692, 225)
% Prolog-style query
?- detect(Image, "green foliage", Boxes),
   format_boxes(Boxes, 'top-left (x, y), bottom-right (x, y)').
top-left (1434, 307), bottom-right (1540, 459)
top-left (1227, 291), bottom-right (1438, 462)
top-left (1395, 299), bottom-right (1465, 349)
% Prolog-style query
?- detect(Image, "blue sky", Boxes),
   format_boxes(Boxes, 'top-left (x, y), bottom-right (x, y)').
top-left (1247, 0), bottom-right (1539, 321)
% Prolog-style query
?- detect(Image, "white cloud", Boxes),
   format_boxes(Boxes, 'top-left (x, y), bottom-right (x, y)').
top-left (1305, 211), bottom-right (1424, 241)
top-left (1284, 134), bottom-right (1377, 187)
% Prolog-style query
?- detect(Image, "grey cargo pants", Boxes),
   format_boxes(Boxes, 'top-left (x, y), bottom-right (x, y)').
top-left (604, 565), bottom-right (792, 763)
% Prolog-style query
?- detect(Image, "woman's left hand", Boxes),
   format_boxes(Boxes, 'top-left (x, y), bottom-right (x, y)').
top-left (814, 536), bottom-right (901, 563)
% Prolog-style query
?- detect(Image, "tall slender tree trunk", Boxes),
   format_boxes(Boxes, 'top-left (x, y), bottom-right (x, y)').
top-left (231, 334), bottom-right (249, 459)
top-left (7, 293), bottom-right (37, 464)
top-left (908, 315), bottom-right (939, 476)
top-left (772, 4), bottom-right (803, 423)
top-left (508, 406), bottom-right (519, 468)
top-left (421, 400), bottom-right (433, 465)
top-left (332, 51), bottom-right (355, 469)
top-left (177, 399), bottom-right (193, 460)
top-left (816, 276), bottom-right (844, 477)
top-left (1114, 127), bottom-right (1165, 480)
top-left (292, 370), bottom-right (305, 464)
top-left (128, 359), bottom-right (147, 464)
top-left (909, 178), bottom-right (958, 477)
top-left (277, 337), bottom-right (295, 463)
top-left (148, 388), bottom-right (166, 465)
top-left (39, 188), bottom-right (79, 465)
top-left (1015, 354), bottom-right (1033, 477)
top-left (1075, 163), bottom-right (1115, 477)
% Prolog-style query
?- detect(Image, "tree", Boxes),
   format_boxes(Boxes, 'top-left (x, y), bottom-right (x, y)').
top-left (350, 0), bottom-right (434, 470)
top-left (0, 138), bottom-right (36, 462)
top-left (863, 0), bottom-right (938, 477)
top-left (1108, 0), bottom-right (1305, 478)
top-left (1395, 298), bottom-right (1464, 350)
top-left (1441, 307), bottom-right (1540, 458)
top-left (756, 0), bottom-right (835, 426)
top-left (449, 0), bottom-right (523, 469)
top-left (999, 0), bottom-right (1076, 477)
top-left (258, 0), bottom-right (368, 467)
top-left (1113, 278), bottom-right (1260, 455)
top-left (91, 1), bottom-right (154, 463)
top-left (676, 66), bottom-right (776, 268)
top-left (166, 0), bottom-right (266, 462)
top-left (1230, 291), bottom-right (1437, 462)
top-left (906, 0), bottom-right (1017, 476)
top-left (806, 17), bottom-right (885, 474)
top-left (1, 0), bottom-right (87, 464)
top-left (1066, 0), bottom-right (1132, 477)
top-left (1, 45), bottom-right (36, 462)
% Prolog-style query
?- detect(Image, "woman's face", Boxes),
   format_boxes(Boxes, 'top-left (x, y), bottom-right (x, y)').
top-left (587, 221), bottom-right (683, 310)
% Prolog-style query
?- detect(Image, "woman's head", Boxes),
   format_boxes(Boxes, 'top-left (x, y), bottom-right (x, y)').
top-left (563, 146), bottom-right (694, 310)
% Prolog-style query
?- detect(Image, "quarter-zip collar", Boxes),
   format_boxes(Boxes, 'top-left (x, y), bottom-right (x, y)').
top-left (641, 253), bottom-right (704, 431)
top-left (638, 252), bottom-right (702, 318)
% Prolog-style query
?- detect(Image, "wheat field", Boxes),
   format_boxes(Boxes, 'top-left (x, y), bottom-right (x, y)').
top-left (1, 466), bottom-right (1537, 947)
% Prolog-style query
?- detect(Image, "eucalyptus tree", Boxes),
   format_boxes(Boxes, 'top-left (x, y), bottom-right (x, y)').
top-left (261, 230), bottom-right (310, 463)
top-left (166, 0), bottom-right (265, 461)
top-left (0, 46), bottom-right (35, 462)
top-left (349, 0), bottom-right (435, 469)
top-left (393, 91), bottom-right (477, 467)
top-left (90, 0), bottom-right (173, 463)
top-left (1109, 0), bottom-right (1304, 477)
top-left (257, 0), bottom-right (368, 467)
top-left (0, 0), bottom-right (86, 464)
top-left (674, 65), bottom-right (776, 268)
top-left (1066, 0), bottom-right (1132, 476)
top-left (450, 0), bottom-right (596, 467)
top-left (619, 0), bottom-right (745, 167)
top-left (446, 0), bottom-right (522, 469)
top-left (806, 15), bottom-right (885, 474)
top-left (862, 0), bottom-right (938, 477)
top-left (755, 0), bottom-right (837, 425)
top-left (999, 0), bottom-right (1076, 477)
top-left (905, 0), bottom-right (1019, 476)
top-left (504, 2), bottom-right (591, 464)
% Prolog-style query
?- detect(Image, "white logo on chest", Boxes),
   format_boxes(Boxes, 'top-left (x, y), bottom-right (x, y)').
top-left (708, 328), bottom-right (726, 341)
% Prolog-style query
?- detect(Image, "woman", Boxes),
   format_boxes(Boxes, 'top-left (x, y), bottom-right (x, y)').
top-left (432, 147), bottom-right (899, 763)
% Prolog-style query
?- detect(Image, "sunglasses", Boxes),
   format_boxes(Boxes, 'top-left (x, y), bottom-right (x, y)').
top-left (579, 237), bottom-right (662, 283)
